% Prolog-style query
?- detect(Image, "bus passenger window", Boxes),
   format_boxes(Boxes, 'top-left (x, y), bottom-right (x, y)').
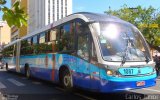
top-left (2, 45), bottom-right (15, 57)
top-left (39, 32), bottom-right (45, 43)
top-left (49, 28), bottom-right (58, 52)
top-left (32, 36), bottom-right (38, 44)
top-left (20, 40), bottom-right (29, 55)
top-left (50, 29), bottom-right (57, 41)
top-left (37, 32), bottom-right (48, 54)
top-left (76, 20), bottom-right (89, 35)
top-left (27, 38), bottom-right (32, 45)
top-left (31, 36), bottom-right (38, 54)
top-left (77, 35), bottom-right (89, 61)
top-left (58, 23), bottom-right (75, 52)
top-left (24, 38), bottom-right (33, 55)
top-left (45, 31), bottom-right (50, 42)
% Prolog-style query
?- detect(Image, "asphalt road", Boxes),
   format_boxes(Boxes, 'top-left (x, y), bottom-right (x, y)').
top-left (0, 69), bottom-right (160, 100)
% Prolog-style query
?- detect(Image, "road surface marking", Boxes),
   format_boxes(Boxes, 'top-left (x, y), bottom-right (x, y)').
top-left (0, 82), bottom-right (6, 89)
top-left (7, 79), bottom-right (25, 86)
top-left (54, 87), bottom-right (65, 91)
top-left (74, 93), bottom-right (96, 100)
top-left (142, 88), bottom-right (160, 93)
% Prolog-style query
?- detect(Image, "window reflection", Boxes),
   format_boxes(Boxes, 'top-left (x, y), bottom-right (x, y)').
top-left (58, 23), bottom-right (75, 51)
top-left (2, 44), bottom-right (16, 57)
top-left (20, 22), bottom-right (76, 55)
top-left (99, 22), bottom-right (150, 61)
top-left (77, 35), bottom-right (89, 60)
top-left (39, 33), bottom-right (45, 43)
top-left (76, 19), bottom-right (91, 61)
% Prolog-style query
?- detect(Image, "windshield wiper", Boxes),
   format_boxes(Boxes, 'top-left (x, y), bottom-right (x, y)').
top-left (121, 33), bottom-right (150, 66)
top-left (121, 31), bottom-right (133, 66)
top-left (121, 39), bottom-right (130, 66)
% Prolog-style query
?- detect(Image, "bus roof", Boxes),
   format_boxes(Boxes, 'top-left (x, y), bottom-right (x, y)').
top-left (4, 12), bottom-right (133, 48)
top-left (23, 12), bottom-right (132, 38)
top-left (70, 12), bottom-right (123, 22)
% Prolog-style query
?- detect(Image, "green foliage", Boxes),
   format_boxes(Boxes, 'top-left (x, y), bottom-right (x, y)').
top-left (20, 40), bottom-right (53, 55)
top-left (0, 0), bottom-right (6, 5)
top-left (1, 0), bottom-right (27, 28)
top-left (34, 43), bottom-right (52, 54)
top-left (1, 45), bottom-right (14, 57)
top-left (105, 5), bottom-right (160, 47)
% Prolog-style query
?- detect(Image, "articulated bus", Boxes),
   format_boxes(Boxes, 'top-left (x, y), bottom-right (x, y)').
top-left (2, 12), bottom-right (156, 93)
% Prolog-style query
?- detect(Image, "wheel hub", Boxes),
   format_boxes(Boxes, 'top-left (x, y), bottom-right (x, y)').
top-left (64, 75), bottom-right (70, 86)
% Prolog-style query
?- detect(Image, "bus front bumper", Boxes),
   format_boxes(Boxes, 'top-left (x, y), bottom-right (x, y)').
top-left (99, 78), bottom-right (156, 93)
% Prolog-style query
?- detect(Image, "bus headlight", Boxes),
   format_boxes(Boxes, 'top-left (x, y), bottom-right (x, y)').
top-left (106, 69), bottom-right (121, 77)
top-left (106, 70), bottom-right (114, 76)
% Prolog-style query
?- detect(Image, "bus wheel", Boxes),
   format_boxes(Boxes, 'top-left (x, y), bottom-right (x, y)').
top-left (62, 69), bottom-right (73, 89)
top-left (6, 63), bottom-right (8, 71)
top-left (25, 66), bottom-right (30, 78)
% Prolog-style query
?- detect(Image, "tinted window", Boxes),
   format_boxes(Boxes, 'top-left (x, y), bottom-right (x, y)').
top-left (39, 32), bottom-right (45, 43)
top-left (27, 38), bottom-right (32, 45)
top-left (76, 19), bottom-right (91, 61)
top-left (77, 34), bottom-right (89, 61)
top-left (33, 36), bottom-right (38, 44)
top-left (57, 23), bottom-right (75, 51)
top-left (50, 29), bottom-right (57, 41)
top-left (20, 38), bottom-right (33, 55)
top-left (76, 19), bottom-right (89, 35)
top-left (2, 44), bottom-right (16, 57)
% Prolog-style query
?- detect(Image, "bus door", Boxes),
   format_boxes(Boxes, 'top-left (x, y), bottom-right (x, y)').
top-left (89, 41), bottom-right (100, 90)
top-left (76, 34), bottom-right (91, 88)
top-left (15, 41), bottom-right (21, 72)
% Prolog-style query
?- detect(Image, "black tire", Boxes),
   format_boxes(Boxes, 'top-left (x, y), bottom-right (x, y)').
top-left (25, 66), bottom-right (30, 78)
top-left (61, 69), bottom-right (73, 89)
top-left (6, 63), bottom-right (8, 71)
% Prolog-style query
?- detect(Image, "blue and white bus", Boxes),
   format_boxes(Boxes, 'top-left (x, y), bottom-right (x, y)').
top-left (2, 12), bottom-right (156, 93)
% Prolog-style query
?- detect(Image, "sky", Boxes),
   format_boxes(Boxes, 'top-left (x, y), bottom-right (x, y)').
top-left (0, 0), bottom-right (11, 20)
top-left (73, 0), bottom-right (160, 13)
top-left (0, 0), bottom-right (159, 20)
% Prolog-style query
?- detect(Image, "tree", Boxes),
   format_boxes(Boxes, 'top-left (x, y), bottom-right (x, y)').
top-left (0, 0), bottom-right (27, 28)
top-left (105, 5), bottom-right (160, 52)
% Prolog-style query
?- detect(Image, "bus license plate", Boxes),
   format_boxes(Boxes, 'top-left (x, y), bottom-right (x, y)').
top-left (136, 81), bottom-right (145, 86)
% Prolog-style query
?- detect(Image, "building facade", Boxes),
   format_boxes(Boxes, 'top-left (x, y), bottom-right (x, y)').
top-left (11, 0), bottom-right (28, 41)
top-left (28, 0), bottom-right (72, 33)
top-left (0, 21), bottom-right (11, 46)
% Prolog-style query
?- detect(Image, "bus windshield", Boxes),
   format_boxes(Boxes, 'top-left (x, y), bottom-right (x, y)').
top-left (98, 22), bottom-right (150, 62)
